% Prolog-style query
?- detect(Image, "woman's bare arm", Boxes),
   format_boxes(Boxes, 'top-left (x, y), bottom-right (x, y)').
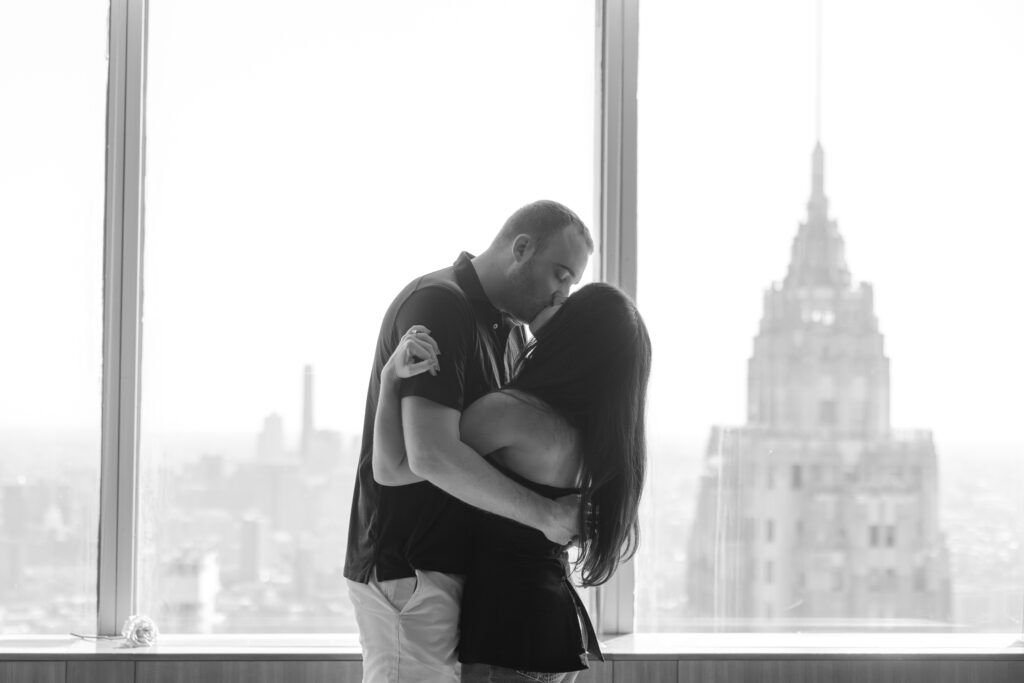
top-left (372, 326), bottom-right (440, 486)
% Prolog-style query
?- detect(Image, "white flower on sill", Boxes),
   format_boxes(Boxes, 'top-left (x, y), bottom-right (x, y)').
top-left (121, 615), bottom-right (159, 647)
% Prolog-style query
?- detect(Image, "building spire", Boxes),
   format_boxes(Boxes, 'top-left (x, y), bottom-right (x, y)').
top-left (810, 0), bottom-right (827, 214)
top-left (782, 0), bottom-right (851, 291)
top-left (815, 0), bottom-right (823, 143)
top-left (786, 141), bottom-right (848, 289)
top-left (811, 141), bottom-right (826, 209)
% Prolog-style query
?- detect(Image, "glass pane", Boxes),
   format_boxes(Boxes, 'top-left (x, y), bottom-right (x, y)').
top-left (0, 2), bottom-right (107, 634)
top-left (138, 0), bottom-right (595, 633)
top-left (636, 0), bottom-right (1024, 632)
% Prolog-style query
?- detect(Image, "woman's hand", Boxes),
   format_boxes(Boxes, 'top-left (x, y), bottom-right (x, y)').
top-left (384, 325), bottom-right (441, 381)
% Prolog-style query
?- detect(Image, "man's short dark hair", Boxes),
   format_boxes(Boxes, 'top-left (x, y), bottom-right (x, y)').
top-left (492, 200), bottom-right (594, 254)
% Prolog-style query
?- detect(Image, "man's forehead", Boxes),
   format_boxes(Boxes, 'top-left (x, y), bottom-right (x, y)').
top-left (544, 228), bottom-right (590, 270)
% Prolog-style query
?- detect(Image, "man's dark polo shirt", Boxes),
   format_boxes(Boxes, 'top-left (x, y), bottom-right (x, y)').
top-left (344, 252), bottom-right (526, 583)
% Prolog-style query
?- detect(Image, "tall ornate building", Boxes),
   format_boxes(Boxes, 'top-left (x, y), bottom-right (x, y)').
top-left (685, 143), bottom-right (951, 626)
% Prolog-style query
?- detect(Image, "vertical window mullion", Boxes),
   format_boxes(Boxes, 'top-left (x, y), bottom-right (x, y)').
top-left (593, 0), bottom-right (639, 637)
top-left (97, 0), bottom-right (147, 636)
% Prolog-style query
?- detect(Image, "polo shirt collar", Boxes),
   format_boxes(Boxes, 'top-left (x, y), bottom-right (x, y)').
top-left (453, 252), bottom-right (518, 331)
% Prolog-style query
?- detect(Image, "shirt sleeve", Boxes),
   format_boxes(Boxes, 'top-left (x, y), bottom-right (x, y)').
top-left (394, 286), bottom-right (475, 412)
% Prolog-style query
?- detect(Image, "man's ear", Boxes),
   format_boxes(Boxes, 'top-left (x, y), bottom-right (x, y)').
top-left (511, 234), bottom-right (536, 264)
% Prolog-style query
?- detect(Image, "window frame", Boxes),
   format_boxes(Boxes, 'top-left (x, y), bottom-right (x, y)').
top-left (94, 0), bottom-right (639, 636)
top-left (97, 0), bottom-right (148, 636)
top-left (591, 0), bottom-right (639, 637)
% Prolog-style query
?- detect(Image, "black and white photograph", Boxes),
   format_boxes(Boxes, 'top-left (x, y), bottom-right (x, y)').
top-left (1, 1), bottom-right (1022, 682)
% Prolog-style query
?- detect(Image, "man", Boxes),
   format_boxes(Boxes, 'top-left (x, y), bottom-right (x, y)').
top-left (344, 200), bottom-right (593, 682)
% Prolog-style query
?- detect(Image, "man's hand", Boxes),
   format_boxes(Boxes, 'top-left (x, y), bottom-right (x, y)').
top-left (542, 493), bottom-right (582, 545)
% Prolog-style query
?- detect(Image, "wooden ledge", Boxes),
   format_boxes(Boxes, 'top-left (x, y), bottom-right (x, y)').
top-left (1, 633), bottom-right (1022, 662)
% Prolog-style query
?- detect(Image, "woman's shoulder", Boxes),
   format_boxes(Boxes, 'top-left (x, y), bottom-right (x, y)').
top-left (470, 389), bottom-right (550, 422)
top-left (489, 388), bottom-right (548, 411)
top-left (467, 390), bottom-right (574, 450)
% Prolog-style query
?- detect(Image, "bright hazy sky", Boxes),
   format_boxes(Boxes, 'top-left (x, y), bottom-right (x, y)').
top-left (1, 0), bottom-right (1022, 455)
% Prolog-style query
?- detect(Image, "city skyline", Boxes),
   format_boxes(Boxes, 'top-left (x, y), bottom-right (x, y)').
top-left (3, 358), bottom-right (1021, 634)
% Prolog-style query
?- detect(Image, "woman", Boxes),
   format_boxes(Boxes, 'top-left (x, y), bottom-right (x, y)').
top-left (373, 282), bottom-right (652, 682)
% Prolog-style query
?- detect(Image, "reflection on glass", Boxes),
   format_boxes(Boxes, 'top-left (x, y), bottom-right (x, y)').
top-left (0, 2), bottom-right (107, 634)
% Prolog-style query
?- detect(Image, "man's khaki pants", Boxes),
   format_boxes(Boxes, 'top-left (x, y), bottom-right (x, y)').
top-left (348, 570), bottom-right (465, 683)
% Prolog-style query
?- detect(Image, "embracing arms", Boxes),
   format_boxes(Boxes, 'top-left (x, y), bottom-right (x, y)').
top-left (371, 326), bottom-right (435, 487)
top-left (401, 395), bottom-right (578, 544)
top-left (371, 323), bottom-right (579, 544)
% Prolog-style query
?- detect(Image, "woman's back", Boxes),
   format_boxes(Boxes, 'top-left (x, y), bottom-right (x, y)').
top-left (460, 389), bottom-right (580, 489)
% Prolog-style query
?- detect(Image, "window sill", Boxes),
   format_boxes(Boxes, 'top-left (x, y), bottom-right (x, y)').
top-left (598, 633), bottom-right (1024, 659)
top-left (0, 634), bottom-right (363, 661)
top-left (1, 633), bottom-right (1022, 661)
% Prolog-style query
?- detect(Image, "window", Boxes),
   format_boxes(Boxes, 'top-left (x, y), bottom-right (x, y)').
top-left (135, 0), bottom-right (596, 633)
top-left (635, 0), bottom-right (1024, 632)
top-left (0, 1), bottom-right (108, 635)
top-left (8, 0), bottom-right (1024, 645)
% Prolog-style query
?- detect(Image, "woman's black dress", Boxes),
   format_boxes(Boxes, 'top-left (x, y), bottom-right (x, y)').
top-left (458, 460), bottom-right (603, 673)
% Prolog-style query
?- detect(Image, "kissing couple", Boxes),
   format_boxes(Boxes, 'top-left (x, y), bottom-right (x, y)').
top-left (345, 200), bottom-right (651, 683)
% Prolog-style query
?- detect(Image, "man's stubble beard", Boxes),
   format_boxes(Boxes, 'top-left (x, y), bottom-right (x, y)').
top-left (507, 262), bottom-right (546, 323)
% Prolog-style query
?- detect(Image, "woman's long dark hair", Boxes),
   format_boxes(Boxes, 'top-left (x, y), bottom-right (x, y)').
top-left (507, 282), bottom-right (652, 586)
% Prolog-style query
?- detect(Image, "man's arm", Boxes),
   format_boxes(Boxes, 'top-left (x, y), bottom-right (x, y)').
top-left (402, 395), bottom-right (579, 545)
